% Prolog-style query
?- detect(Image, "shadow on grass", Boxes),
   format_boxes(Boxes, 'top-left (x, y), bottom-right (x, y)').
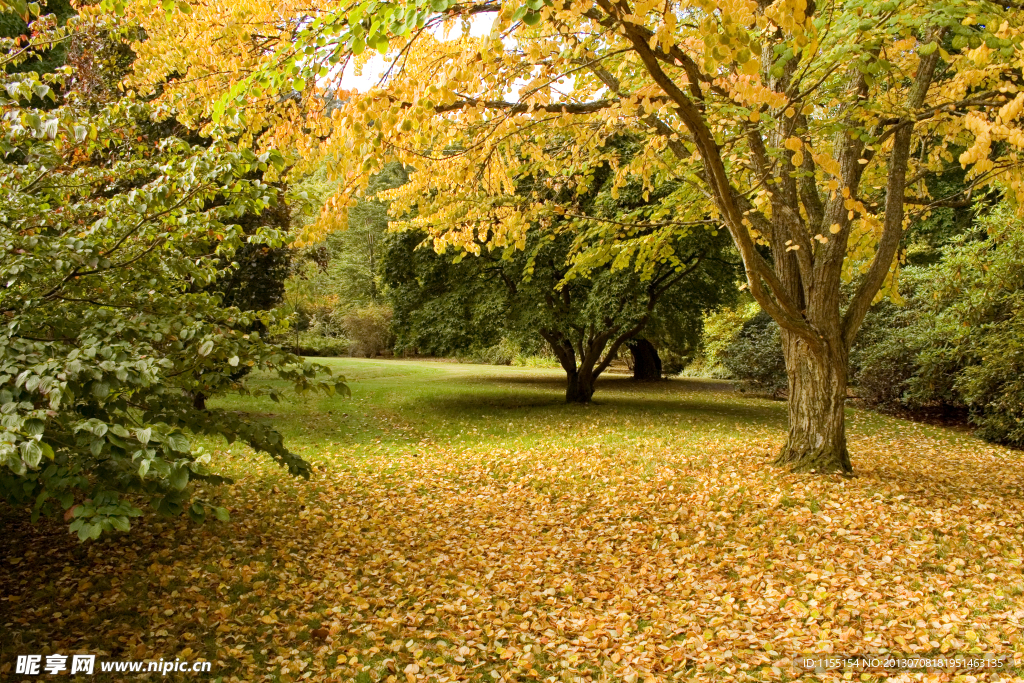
top-left (416, 393), bottom-right (788, 424)
top-left (403, 373), bottom-right (789, 426)
top-left (460, 372), bottom-right (738, 394)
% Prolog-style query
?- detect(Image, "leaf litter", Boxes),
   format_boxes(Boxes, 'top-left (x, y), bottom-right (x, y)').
top-left (1, 376), bottom-right (1023, 683)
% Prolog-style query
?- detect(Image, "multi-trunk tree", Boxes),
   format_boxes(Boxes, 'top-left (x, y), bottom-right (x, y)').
top-left (118, 0), bottom-right (1024, 474)
top-left (383, 223), bottom-right (736, 402)
top-left (379, 145), bottom-right (737, 401)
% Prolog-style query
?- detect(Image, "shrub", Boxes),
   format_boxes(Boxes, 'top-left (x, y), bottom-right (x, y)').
top-left (512, 354), bottom-right (561, 369)
top-left (661, 350), bottom-right (688, 377)
top-left (685, 298), bottom-right (759, 378)
top-left (721, 310), bottom-right (787, 398)
top-left (472, 337), bottom-right (522, 365)
top-left (849, 270), bottom-right (935, 411)
top-left (342, 304), bottom-right (395, 357)
top-left (288, 333), bottom-right (352, 357)
top-left (910, 210), bottom-right (1024, 445)
top-left (849, 205), bottom-right (1024, 445)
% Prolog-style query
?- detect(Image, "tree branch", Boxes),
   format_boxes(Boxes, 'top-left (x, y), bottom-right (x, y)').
top-left (842, 27), bottom-right (947, 349)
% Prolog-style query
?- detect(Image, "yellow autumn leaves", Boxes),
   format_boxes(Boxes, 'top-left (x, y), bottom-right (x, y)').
top-left (4, 362), bottom-right (1024, 681)
top-left (105, 0), bottom-right (1024, 301)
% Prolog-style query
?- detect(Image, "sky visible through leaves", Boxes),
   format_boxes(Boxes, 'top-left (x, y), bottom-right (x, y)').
top-left (2, 360), bottom-right (1022, 682)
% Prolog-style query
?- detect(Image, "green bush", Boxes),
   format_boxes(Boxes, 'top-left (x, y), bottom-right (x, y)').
top-left (283, 333), bottom-right (352, 358)
top-left (342, 303), bottom-right (395, 357)
top-left (660, 350), bottom-right (688, 377)
top-left (910, 210), bottom-right (1024, 445)
top-left (684, 298), bottom-right (759, 378)
top-left (721, 311), bottom-right (787, 398)
top-left (849, 205), bottom-right (1024, 445)
top-left (512, 354), bottom-right (561, 369)
top-left (849, 270), bottom-right (937, 410)
top-left (0, 24), bottom-right (342, 538)
top-left (471, 337), bottom-right (522, 365)
top-left (462, 337), bottom-right (560, 367)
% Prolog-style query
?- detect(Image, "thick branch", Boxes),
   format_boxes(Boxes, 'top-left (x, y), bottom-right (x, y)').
top-left (598, 0), bottom-right (810, 338)
top-left (842, 28), bottom-right (946, 349)
top-left (431, 94), bottom-right (668, 115)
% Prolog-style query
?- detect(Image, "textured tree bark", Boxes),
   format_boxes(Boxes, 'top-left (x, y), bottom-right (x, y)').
top-left (774, 331), bottom-right (852, 475)
top-left (628, 339), bottom-right (662, 381)
top-left (544, 334), bottom-right (600, 404)
top-left (564, 368), bottom-right (596, 403)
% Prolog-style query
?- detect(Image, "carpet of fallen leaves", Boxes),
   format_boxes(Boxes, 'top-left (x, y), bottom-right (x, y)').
top-left (2, 365), bottom-right (1024, 683)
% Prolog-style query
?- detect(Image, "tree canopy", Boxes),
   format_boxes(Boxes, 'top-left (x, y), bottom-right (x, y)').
top-left (384, 223), bottom-right (736, 401)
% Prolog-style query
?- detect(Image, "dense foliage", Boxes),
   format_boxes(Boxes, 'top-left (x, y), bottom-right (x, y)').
top-left (136, 0), bottom-right (1024, 472)
top-left (0, 16), bottom-right (343, 539)
top-left (710, 204), bottom-right (1024, 447)
top-left (722, 311), bottom-right (788, 399)
top-left (853, 207), bottom-right (1024, 445)
top-left (383, 223), bottom-right (737, 401)
top-left (280, 163), bottom-right (408, 357)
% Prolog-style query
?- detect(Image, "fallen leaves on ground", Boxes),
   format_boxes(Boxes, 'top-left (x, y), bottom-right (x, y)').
top-left (1, 384), bottom-right (1023, 683)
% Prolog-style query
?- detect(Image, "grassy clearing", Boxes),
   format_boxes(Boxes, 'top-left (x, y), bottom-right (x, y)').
top-left (2, 359), bottom-right (1023, 682)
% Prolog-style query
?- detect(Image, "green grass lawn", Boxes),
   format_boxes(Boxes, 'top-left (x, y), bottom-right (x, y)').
top-left (2, 359), bottom-right (1022, 682)
top-left (207, 358), bottom-right (979, 463)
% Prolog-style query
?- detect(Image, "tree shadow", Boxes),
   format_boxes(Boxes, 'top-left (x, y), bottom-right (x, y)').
top-left (406, 372), bottom-right (788, 425)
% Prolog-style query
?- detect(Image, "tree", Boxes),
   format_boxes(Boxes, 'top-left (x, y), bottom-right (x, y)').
top-left (383, 219), bottom-right (736, 402)
top-left (626, 338), bottom-right (663, 381)
top-left (0, 13), bottom-right (343, 539)
top-left (114, 0), bottom-right (1024, 473)
top-left (0, 0), bottom-right (74, 80)
top-left (293, 162), bottom-right (409, 306)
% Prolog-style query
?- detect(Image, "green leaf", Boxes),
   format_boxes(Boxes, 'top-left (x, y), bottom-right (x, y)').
top-left (188, 502), bottom-right (205, 523)
top-left (198, 340), bottom-right (214, 356)
top-left (169, 466), bottom-right (189, 491)
top-left (167, 432), bottom-right (190, 453)
top-left (214, 506), bottom-right (230, 522)
top-left (23, 418), bottom-right (44, 435)
top-left (371, 34), bottom-right (390, 54)
top-left (20, 440), bottom-right (42, 468)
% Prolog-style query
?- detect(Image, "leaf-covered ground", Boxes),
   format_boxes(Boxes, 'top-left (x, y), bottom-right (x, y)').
top-left (2, 359), bottom-right (1023, 682)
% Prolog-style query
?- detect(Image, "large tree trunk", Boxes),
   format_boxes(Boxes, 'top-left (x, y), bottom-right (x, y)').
top-left (628, 338), bottom-right (662, 381)
top-left (774, 331), bottom-right (852, 475)
top-left (564, 368), bottom-right (596, 403)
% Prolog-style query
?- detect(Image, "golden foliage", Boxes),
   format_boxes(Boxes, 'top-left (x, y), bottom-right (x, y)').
top-left (124, 0), bottom-right (1024, 298)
